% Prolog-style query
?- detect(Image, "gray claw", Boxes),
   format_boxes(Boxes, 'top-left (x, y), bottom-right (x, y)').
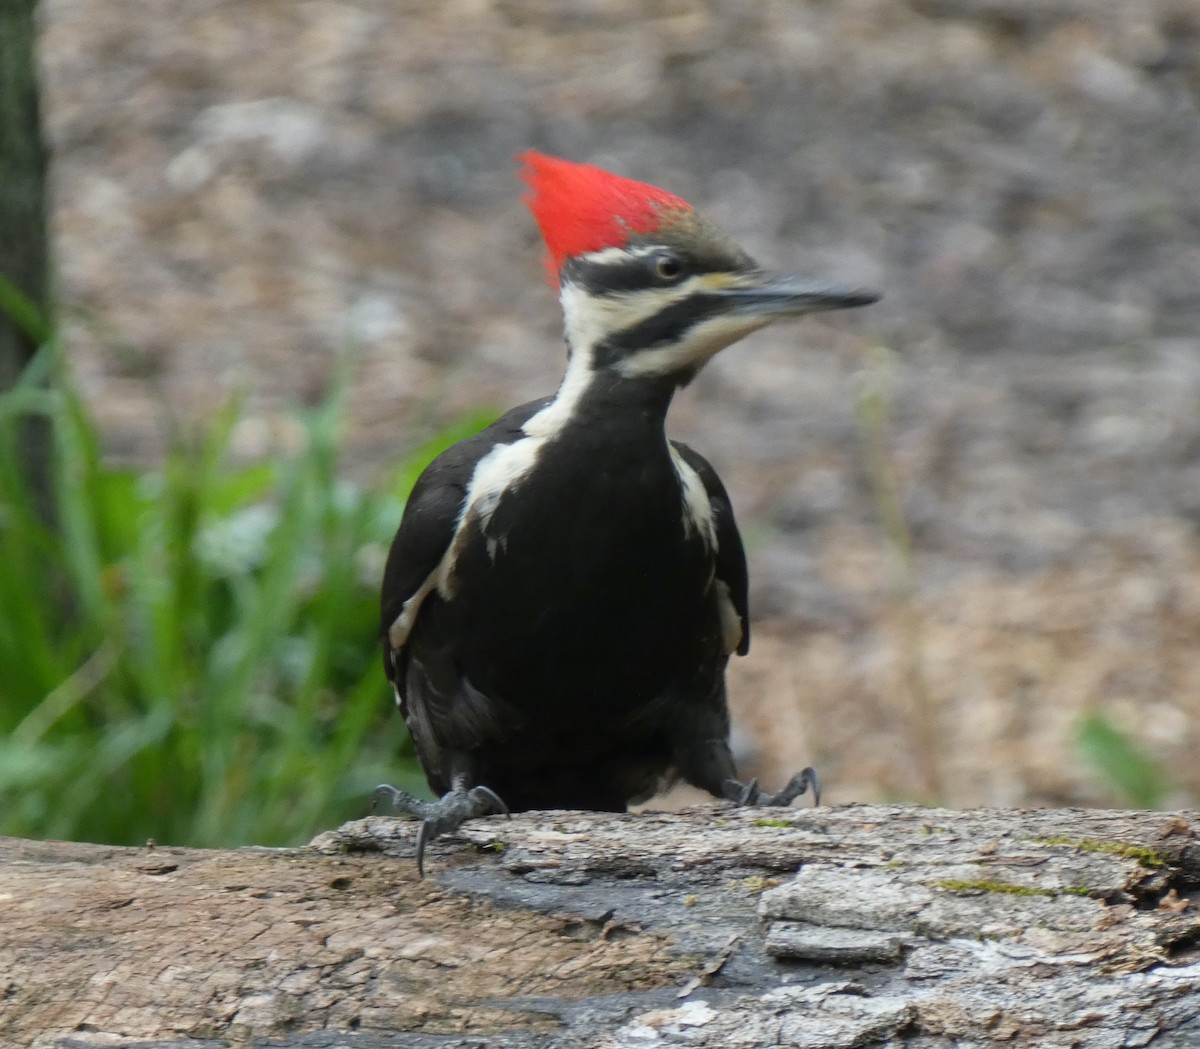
top-left (768, 767), bottom-right (821, 807)
top-left (724, 767), bottom-right (821, 808)
top-left (724, 777), bottom-right (760, 805)
top-left (372, 781), bottom-right (509, 877)
top-left (371, 783), bottom-right (418, 812)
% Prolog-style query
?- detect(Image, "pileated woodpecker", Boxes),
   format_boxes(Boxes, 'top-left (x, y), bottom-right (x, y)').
top-left (375, 152), bottom-right (879, 873)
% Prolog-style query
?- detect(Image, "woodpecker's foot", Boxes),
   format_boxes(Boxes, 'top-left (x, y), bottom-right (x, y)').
top-left (371, 782), bottom-right (509, 877)
top-left (724, 767), bottom-right (821, 808)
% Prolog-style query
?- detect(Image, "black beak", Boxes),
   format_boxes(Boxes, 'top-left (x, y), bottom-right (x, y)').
top-left (713, 273), bottom-right (881, 318)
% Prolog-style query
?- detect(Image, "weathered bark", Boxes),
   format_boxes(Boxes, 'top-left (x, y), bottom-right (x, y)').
top-left (2, 804), bottom-right (1199, 1048)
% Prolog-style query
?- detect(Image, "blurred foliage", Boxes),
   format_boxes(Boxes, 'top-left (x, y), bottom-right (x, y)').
top-left (0, 294), bottom-right (494, 847)
top-left (0, 272), bottom-right (51, 348)
top-left (1077, 711), bottom-right (1167, 810)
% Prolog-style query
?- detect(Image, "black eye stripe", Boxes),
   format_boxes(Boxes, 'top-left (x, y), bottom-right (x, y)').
top-left (565, 253), bottom-right (687, 296)
top-left (593, 293), bottom-right (729, 367)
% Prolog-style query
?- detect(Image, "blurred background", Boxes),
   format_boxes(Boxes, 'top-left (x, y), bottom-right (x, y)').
top-left (3, 0), bottom-right (1199, 846)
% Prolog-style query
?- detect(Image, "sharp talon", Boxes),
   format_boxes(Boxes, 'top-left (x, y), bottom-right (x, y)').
top-left (415, 821), bottom-right (432, 880)
top-left (471, 785), bottom-right (510, 818)
top-left (803, 767), bottom-right (822, 807)
top-left (771, 767), bottom-right (820, 806)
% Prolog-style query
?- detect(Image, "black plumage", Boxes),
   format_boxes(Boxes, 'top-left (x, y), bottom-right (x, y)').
top-left (372, 151), bottom-right (877, 873)
top-left (381, 378), bottom-right (748, 815)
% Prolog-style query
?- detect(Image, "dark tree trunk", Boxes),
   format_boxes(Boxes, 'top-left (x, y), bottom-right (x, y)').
top-left (0, 0), bottom-right (51, 511)
top-left (0, 0), bottom-right (48, 375)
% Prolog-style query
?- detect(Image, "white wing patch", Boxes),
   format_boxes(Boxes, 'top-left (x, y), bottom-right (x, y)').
top-left (387, 566), bottom-right (441, 652)
top-left (386, 350), bottom-right (597, 650)
top-left (714, 578), bottom-right (744, 655)
top-left (670, 446), bottom-right (716, 550)
top-left (461, 437), bottom-right (542, 535)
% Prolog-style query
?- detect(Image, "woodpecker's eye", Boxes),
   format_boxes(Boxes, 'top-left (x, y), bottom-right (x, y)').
top-left (654, 254), bottom-right (683, 281)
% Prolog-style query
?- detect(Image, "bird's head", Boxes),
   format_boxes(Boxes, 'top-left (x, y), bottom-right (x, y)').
top-left (519, 151), bottom-right (880, 386)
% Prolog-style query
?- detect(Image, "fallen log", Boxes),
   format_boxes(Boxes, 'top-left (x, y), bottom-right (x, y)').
top-left (2, 804), bottom-right (1199, 1047)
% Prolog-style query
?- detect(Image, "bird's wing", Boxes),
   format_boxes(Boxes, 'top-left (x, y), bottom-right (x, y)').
top-left (380, 397), bottom-right (552, 696)
top-left (670, 440), bottom-right (750, 656)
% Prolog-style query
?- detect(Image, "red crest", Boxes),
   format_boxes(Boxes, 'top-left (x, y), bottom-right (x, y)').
top-left (518, 151), bottom-right (693, 281)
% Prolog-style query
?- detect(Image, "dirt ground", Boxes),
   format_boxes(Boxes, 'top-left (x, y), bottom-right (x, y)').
top-left (38, 0), bottom-right (1200, 807)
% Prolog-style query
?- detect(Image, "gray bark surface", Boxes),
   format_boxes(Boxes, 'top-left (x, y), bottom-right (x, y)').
top-left (3, 804), bottom-right (1199, 1048)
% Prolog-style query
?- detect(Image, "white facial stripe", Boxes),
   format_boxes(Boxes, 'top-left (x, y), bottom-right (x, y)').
top-left (579, 244), bottom-right (662, 266)
top-left (560, 281), bottom-right (685, 360)
top-left (522, 346), bottom-right (593, 438)
top-left (561, 270), bottom-right (738, 357)
top-left (561, 256), bottom-right (766, 380)
top-left (615, 312), bottom-right (770, 379)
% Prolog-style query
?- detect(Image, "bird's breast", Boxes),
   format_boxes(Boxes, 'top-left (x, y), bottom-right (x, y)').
top-left (432, 428), bottom-right (722, 708)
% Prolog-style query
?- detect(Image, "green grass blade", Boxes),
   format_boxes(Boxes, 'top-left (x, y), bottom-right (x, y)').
top-left (1077, 711), bottom-right (1166, 808)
